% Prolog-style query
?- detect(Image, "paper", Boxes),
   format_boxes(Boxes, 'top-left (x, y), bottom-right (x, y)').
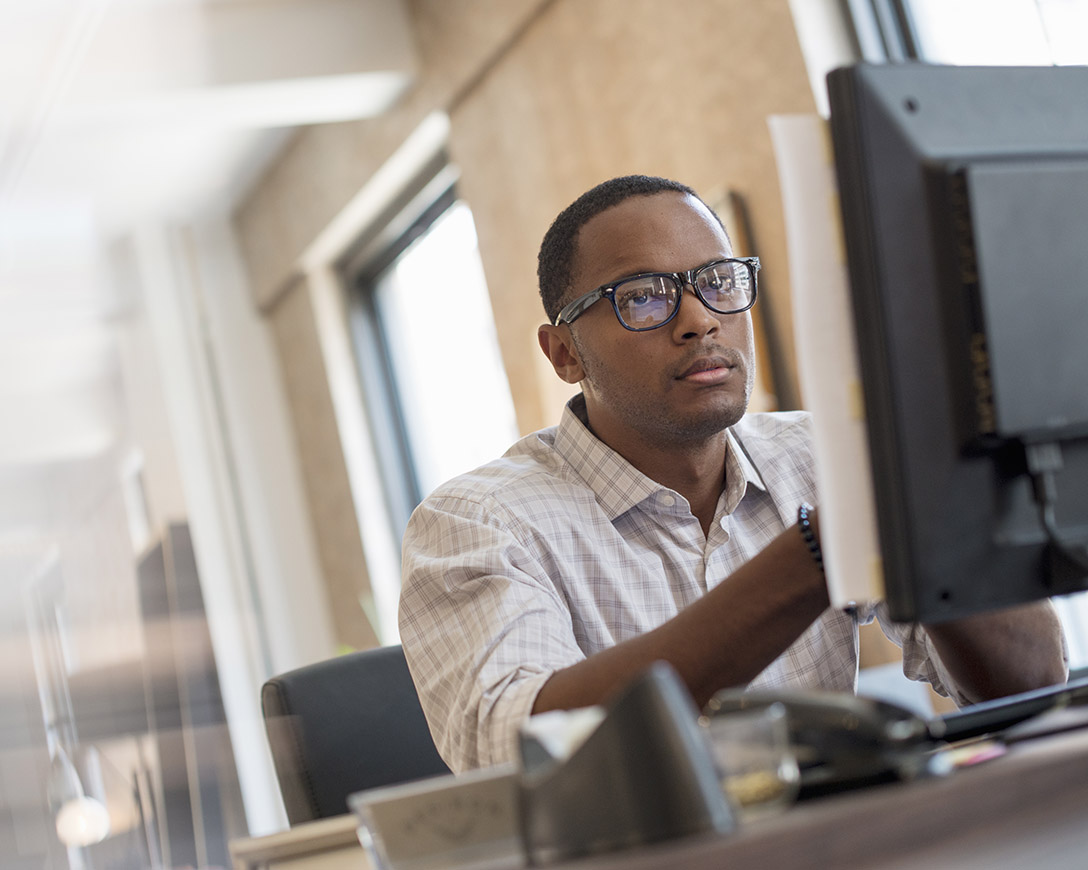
top-left (768, 114), bottom-right (885, 607)
top-left (350, 764), bottom-right (523, 870)
top-left (520, 706), bottom-right (606, 761)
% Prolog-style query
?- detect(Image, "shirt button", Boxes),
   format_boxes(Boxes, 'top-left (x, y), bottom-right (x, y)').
top-left (661, 494), bottom-right (676, 507)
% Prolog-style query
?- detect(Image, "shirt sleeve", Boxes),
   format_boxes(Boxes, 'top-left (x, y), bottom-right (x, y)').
top-left (859, 600), bottom-right (1071, 709)
top-left (856, 601), bottom-right (973, 706)
top-left (399, 491), bottom-right (588, 772)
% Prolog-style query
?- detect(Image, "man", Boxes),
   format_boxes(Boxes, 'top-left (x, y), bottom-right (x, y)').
top-left (399, 175), bottom-right (1066, 772)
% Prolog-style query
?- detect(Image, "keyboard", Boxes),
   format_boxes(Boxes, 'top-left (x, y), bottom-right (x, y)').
top-left (932, 674), bottom-right (1088, 742)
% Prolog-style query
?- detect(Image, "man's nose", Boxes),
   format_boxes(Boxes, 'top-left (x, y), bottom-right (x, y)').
top-left (671, 284), bottom-right (719, 339)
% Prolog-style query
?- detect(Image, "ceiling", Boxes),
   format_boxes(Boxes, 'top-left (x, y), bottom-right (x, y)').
top-left (0, 0), bottom-right (417, 558)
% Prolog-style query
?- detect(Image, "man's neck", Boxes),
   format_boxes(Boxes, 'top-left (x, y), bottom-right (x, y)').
top-left (629, 437), bottom-right (728, 537)
top-left (576, 402), bottom-right (728, 536)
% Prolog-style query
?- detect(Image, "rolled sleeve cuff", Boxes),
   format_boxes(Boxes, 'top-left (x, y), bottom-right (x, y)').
top-left (478, 669), bottom-right (556, 770)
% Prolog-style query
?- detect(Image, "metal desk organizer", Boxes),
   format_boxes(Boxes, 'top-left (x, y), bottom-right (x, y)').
top-left (350, 663), bottom-right (735, 870)
top-left (518, 662), bottom-right (736, 864)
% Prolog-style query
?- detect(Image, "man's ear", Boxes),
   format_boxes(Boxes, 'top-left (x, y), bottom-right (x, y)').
top-left (537, 324), bottom-right (585, 385)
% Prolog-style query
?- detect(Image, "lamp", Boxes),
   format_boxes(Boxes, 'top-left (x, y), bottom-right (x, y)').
top-left (25, 555), bottom-right (112, 848)
top-left (48, 743), bottom-right (111, 847)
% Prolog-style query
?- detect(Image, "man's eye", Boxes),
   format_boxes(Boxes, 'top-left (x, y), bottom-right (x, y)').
top-left (617, 285), bottom-right (655, 306)
top-left (703, 271), bottom-right (739, 297)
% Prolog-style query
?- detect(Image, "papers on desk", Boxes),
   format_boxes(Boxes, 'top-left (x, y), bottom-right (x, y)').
top-left (349, 764), bottom-right (523, 870)
top-left (935, 738), bottom-right (1008, 771)
top-left (228, 813), bottom-right (363, 870)
top-left (520, 705), bottom-right (606, 763)
top-left (768, 114), bottom-right (885, 607)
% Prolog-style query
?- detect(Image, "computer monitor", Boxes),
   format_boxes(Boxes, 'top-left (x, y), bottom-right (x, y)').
top-left (826, 62), bottom-right (1088, 624)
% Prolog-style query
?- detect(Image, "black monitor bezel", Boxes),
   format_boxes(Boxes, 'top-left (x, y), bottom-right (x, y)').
top-left (827, 62), bottom-right (1088, 623)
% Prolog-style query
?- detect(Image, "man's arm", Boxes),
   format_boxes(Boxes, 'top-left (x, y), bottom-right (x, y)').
top-left (533, 518), bottom-right (830, 714)
top-left (921, 601), bottom-right (1068, 705)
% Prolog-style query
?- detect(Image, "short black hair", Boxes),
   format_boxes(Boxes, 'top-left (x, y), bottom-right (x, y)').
top-left (536, 175), bottom-right (722, 322)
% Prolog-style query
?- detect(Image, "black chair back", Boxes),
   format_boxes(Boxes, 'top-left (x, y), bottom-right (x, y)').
top-left (261, 644), bottom-right (450, 824)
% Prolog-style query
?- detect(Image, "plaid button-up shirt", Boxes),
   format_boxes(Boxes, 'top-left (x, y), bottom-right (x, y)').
top-left (400, 395), bottom-right (964, 771)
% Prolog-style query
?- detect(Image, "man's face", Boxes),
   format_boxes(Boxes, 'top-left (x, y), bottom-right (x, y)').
top-left (561, 191), bottom-right (755, 453)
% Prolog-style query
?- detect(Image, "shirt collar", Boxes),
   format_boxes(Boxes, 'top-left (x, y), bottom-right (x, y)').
top-left (553, 395), bottom-right (661, 521)
top-left (553, 393), bottom-right (767, 521)
top-left (722, 425), bottom-right (767, 515)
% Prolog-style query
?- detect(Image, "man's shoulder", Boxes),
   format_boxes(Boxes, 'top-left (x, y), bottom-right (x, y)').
top-left (732, 409), bottom-right (813, 446)
top-left (422, 426), bottom-right (586, 513)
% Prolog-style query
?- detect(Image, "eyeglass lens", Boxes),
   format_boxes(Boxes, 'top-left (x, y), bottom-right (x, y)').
top-left (613, 260), bottom-right (754, 329)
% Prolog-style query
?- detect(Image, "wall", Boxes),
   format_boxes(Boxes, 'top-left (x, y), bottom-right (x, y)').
top-left (233, 0), bottom-right (817, 646)
top-left (449, 0), bottom-right (816, 430)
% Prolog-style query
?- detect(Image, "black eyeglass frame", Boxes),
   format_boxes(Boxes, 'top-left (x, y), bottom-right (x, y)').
top-left (552, 256), bottom-right (761, 331)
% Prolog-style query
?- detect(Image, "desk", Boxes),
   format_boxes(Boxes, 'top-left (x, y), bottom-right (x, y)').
top-left (561, 724), bottom-right (1088, 869)
top-left (231, 725), bottom-right (1088, 870)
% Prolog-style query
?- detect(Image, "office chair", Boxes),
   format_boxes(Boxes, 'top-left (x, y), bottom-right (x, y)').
top-left (261, 644), bottom-right (450, 825)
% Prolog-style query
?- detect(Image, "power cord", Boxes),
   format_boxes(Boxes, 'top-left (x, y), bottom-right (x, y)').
top-left (1025, 441), bottom-right (1088, 573)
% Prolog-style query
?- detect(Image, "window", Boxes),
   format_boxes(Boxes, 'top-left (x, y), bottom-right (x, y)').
top-left (908, 0), bottom-right (1088, 65)
top-left (347, 171), bottom-right (518, 542)
top-left (851, 0), bottom-right (1088, 65)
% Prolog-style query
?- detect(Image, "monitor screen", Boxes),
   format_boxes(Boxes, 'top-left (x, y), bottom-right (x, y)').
top-left (826, 62), bottom-right (1088, 623)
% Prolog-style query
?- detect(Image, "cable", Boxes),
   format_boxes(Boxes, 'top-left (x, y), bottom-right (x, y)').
top-left (1025, 442), bottom-right (1088, 574)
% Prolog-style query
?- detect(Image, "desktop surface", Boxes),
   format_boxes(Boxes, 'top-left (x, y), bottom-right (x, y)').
top-left (232, 705), bottom-right (1088, 870)
top-left (552, 723), bottom-right (1088, 870)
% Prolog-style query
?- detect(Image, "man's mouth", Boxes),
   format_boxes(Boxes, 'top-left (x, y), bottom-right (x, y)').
top-left (676, 355), bottom-right (736, 381)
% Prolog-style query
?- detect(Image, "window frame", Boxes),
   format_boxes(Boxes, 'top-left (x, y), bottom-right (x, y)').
top-left (842, 0), bottom-right (922, 61)
top-left (341, 160), bottom-right (463, 539)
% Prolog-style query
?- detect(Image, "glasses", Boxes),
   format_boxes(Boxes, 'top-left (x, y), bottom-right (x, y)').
top-left (553, 257), bottom-right (760, 331)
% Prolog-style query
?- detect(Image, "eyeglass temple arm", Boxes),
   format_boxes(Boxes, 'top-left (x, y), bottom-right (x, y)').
top-left (554, 290), bottom-right (604, 326)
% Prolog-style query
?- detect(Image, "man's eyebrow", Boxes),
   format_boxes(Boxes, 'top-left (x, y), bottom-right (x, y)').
top-left (600, 257), bottom-right (732, 286)
top-left (601, 267), bottom-right (663, 284)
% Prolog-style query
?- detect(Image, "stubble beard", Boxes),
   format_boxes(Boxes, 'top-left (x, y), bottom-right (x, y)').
top-left (573, 334), bottom-right (754, 451)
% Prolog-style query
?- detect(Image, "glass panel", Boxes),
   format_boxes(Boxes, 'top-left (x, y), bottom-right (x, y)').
top-left (373, 201), bottom-right (519, 498)
top-left (1036, 0), bottom-right (1088, 64)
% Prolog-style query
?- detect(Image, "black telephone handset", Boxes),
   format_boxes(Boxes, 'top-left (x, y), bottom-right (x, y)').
top-left (706, 688), bottom-right (940, 798)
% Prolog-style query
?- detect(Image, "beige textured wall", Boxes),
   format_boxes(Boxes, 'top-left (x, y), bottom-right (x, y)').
top-left (235, 0), bottom-right (816, 651)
